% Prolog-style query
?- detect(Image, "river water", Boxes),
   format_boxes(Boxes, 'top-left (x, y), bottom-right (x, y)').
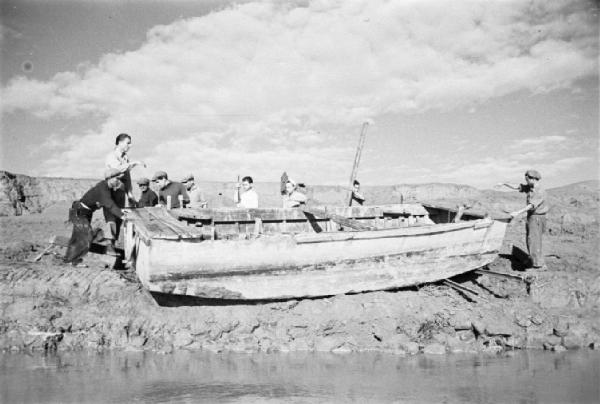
top-left (1, 350), bottom-right (599, 403)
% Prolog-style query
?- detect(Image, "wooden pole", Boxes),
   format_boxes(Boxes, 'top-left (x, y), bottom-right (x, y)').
top-left (348, 122), bottom-right (369, 206)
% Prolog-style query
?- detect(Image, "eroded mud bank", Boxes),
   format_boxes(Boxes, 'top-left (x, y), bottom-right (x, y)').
top-left (1, 182), bottom-right (598, 355)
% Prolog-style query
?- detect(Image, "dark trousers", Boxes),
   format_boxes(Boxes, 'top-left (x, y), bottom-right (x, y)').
top-left (64, 201), bottom-right (93, 264)
top-left (104, 187), bottom-right (126, 241)
top-left (526, 214), bottom-right (546, 267)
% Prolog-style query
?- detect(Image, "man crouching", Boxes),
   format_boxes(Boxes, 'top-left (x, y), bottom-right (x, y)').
top-left (64, 168), bottom-right (127, 265)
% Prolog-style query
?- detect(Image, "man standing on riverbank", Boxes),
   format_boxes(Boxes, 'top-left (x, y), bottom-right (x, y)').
top-left (64, 168), bottom-right (127, 265)
top-left (105, 134), bottom-right (145, 247)
top-left (153, 171), bottom-right (189, 209)
top-left (497, 169), bottom-right (549, 269)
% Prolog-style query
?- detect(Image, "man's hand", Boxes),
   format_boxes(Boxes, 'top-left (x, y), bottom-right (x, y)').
top-left (130, 161), bottom-right (146, 168)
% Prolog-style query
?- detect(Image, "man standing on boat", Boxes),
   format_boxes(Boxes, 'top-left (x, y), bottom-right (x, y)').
top-left (181, 174), bottom-right (208, 208)
top-left (153, 171), bottom-right (190, 209)
top-left (497, 169), bottom-right (549, 270)
top-left (350, 180), bottom-right (366, 206)
top-left (234, 176), bottom-right (259, 208)
top-left (64, 168), bottom-right (127, 264)
top-left (136, 177), bottom-right (158, 208)
top-left (105, 133), bottom-right (145, 249)
top-left (282, 179), bottom-right (307, 208)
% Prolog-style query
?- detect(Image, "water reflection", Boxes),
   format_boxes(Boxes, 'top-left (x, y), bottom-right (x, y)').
top-left (1, 350), bottom-right (599, 403)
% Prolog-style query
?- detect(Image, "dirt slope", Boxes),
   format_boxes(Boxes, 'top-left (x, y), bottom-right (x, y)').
top-left (0, 175), bottom-right (598, 355)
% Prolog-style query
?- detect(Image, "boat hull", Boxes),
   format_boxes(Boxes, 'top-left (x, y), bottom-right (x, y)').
top-left (128, 218), bottom-right (507, 300)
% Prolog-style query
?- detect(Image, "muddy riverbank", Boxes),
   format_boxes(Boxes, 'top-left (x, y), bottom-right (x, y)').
top-left (1, 180), bottom-right (598, 355)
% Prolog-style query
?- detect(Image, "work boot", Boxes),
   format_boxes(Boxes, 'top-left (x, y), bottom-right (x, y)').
top-left (105, 242), bottom-right (119, 257)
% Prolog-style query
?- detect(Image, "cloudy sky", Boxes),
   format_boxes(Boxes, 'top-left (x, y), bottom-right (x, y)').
top-left (1, 0), bottom-right (598, 188)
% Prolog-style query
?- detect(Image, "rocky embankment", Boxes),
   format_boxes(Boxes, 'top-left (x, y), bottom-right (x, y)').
top-left (0, 173), bottom-right (598, 355)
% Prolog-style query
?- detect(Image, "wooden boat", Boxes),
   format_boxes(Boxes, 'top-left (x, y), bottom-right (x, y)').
top-left (123, 203), bottom-right (510, 300)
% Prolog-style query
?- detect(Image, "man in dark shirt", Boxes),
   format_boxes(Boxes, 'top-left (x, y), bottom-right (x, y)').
top-left (152, 171), bottom-right (190, 209)
top-left (64, 168), bottom-right (126, 265)
top-left (136, 177), bottom-right (158, 208)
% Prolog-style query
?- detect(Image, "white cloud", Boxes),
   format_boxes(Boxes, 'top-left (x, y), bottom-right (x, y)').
top-left (1, 0), bottom-right (598, 183)
top-left (510, 135), bottom-right (568, 149)
top-left (0, 23), bottom-right (22, 41)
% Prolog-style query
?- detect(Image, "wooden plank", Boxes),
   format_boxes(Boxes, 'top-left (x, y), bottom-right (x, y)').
top-left (294, 220), bottom-right (483, 244)
top-left (253, 218), bottom-right (262, 237)
top-left (347, 122), bottom-right (369, 206)
top-left (172, 205), bottom-right (418, 223)
top-left (145, 207), bottom-right (203, 239)
top-left (303, 207), bottom-right (375, 231)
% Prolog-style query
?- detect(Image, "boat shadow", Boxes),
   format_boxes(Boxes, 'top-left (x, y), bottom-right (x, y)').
top-left (150, 283), bottom-right (434, 307)
top-left (499, 245), bottom-right (531, 272)
top-left (150, 291), bottom-right (341, 307)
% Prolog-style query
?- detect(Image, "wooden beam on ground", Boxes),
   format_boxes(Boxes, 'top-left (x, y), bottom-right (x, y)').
top-left (443, 279), bottom-right (488, 302)
top-left (474, 268), bottom-right (526, 282)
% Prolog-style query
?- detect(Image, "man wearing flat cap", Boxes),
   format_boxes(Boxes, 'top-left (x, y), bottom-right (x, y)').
top-left (153, 171), bottom-right (190, 209)
top-left (136, 177), bottom-right (158, 208)
top-left (181, 173), bottom-right (207, 208)
top-left (496, 169), bottom-right (549, 269)
top-left (64, 168), bottom-right (127, 265)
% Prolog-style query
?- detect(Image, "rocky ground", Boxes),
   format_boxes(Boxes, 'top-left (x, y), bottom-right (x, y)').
top-left (1, 179), bottom-right (598, 355)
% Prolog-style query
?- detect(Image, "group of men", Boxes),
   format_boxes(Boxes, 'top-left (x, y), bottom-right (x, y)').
top-left (63, 133), bottom-right (263, 265)
top-left (63, 132), bottom-right (547, 272)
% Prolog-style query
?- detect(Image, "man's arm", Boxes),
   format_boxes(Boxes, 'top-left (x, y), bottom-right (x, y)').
top-left (180, 184), bottom-right (190, 207)
top-left (509, 204), bottom-right (534, 218)
top-left (105, 153), bottom-right (145, 173)
top-left (98, 187), bottom-right (124, 219)
top-left (150, 191), bottom-right (159, 206)
top-left (290, 192), bottom-right (307, 205)
top-left (495, 182), bottom-right (520, 190)
top-left (352, 191), bottom-right (365, 203)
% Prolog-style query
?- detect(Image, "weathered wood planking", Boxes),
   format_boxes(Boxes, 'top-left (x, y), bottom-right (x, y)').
top-left (172, 204), bottom-right (429, 223)
top-left (132, 216), bottom-right (508, 300)
top-left (126, 204), bottom-right (437, 241)
top-left (293, 218), bottom-right (492, 244)
top-left (302, 207), bottom-right (375, 231)
top-left (128, 207), bottom-right (204, 240)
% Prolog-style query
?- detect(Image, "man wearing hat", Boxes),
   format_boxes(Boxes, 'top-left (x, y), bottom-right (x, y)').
top-left (181, 173), bottom-right (207, 208)
top-left (282, 179), bottom-right (307, 208)
top-left (64, 168), bottom-right (127, 265)
top-left (152, 171), bottom-right (190, 209)
top-left (136, 177), bottom-right (158, 208)
top-left (497, 169), bottom-right (549, 269)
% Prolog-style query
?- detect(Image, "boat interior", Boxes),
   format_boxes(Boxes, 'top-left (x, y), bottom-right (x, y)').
top-left (126, 203), bottom-right (501, 242)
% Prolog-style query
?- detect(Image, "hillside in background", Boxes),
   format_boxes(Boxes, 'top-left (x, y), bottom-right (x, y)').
top-left (1, 170), bottom-right (598, 236)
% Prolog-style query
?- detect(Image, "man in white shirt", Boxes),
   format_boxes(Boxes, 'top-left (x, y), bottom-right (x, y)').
top-left (234, 176), bottom-right (259, 208)
top-left (282, 179), bottom-right (307, 208)
top-left (104, 133), bottom-right (145, 244)
top-left (181, 174), bottom-right (207, 208)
